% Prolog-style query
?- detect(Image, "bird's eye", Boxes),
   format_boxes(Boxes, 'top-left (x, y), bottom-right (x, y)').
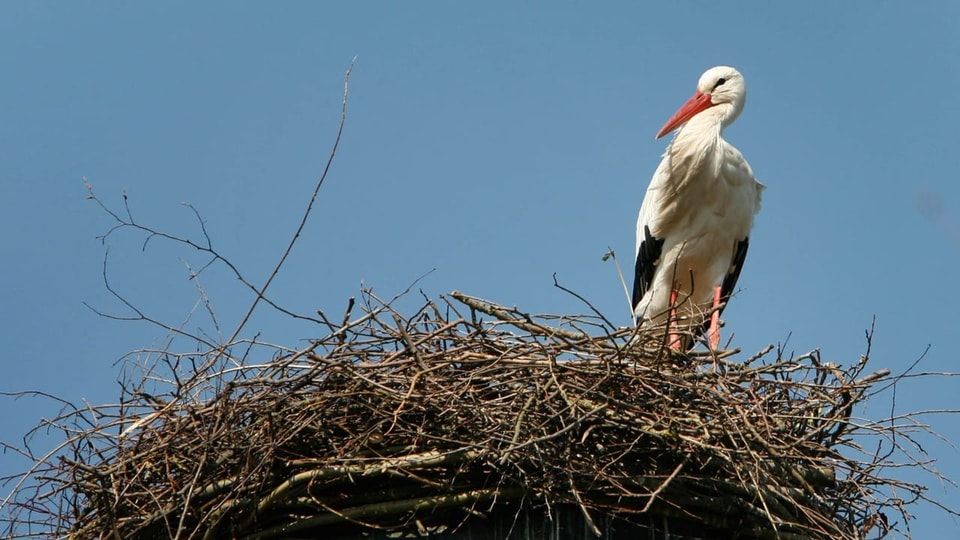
top-left (713, 78), bottom-right (727, 90)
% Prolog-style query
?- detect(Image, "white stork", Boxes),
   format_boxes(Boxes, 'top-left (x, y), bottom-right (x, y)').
top-left (632, 66), bottom-right (764, 350)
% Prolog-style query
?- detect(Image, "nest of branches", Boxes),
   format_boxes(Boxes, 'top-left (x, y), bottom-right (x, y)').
top-left (2, 289), bottom-right (930, 539)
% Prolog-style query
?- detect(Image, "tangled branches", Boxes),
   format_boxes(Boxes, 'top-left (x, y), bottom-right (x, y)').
top-left (0, 289), bottom-right (939, 539)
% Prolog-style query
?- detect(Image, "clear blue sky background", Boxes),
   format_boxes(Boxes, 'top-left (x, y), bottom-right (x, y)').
top-left (2, 2), bottom-right (958, 537)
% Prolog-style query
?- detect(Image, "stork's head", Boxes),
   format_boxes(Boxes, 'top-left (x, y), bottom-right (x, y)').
top-left (656, 66), bottom-right (746, 139)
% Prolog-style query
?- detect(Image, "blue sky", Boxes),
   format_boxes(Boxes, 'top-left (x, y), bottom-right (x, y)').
top-left (2, 2), bottom-right (959, 536)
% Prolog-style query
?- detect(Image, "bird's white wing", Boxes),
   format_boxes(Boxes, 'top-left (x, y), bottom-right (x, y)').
top-left (709, 141), bottom-right (764, 318)
top-left (631, 159), bottom-right (672, 312)
top-left (719, 141), bottom-right (765, 210)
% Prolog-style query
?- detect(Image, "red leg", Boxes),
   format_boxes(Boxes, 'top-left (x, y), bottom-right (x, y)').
top-left (708, 285), bottom-right (722, 350)
top-left (669, 287), bottom-right (682, 350)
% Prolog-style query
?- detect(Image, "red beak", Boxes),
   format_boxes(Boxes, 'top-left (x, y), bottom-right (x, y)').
top-left (656, 90), bottom-right (714, 139)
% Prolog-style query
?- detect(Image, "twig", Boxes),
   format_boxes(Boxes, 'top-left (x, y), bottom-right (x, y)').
top-left (217, 58), bottom-right (356, 365)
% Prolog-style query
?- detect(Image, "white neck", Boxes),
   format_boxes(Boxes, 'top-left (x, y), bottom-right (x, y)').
top-left (683, 102), bottom-right (739, 139)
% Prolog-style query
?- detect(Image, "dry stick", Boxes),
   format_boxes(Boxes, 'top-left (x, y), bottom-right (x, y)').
top-left (552, 273), bottom-right (617, 332)
top-left (242, 487), bottom-right (525, 540)
top-left (373, 319), bottom-right (466, 366)
top-left (387, 360), bottom-right (453, 434)
top-left (450, 291), bottom-right (588, 342)
top-left (335, 296), bottom-right (356, 342)
top-left (601, 247), bottom-right (634, 320)
top-left (249, 449), bottom-right (482, 521)
top-left (84, 248), bottom-right (219, 353)
top-left (321, 270), bottom-right (436, 349)
top-left (173, 447), bottom-right (210, 540)
top-left (567, 473), bottom-right (601, 537)
top-left (500, 404), bottom-right (607, 455)
top-left (311, 499), bottom-right (394, 534)
top-left (499, 393), bottom-right (537, 465)
top-left (85, 183), bottom-right (323, 328)
top-left (393, 314), bottom-right (428, 370)
top-left (640, 457), bottom-right (688, 513)
top-left (746, 344), bottom-right (776, 365)
top-left (212, 58), bottom-right (355, 371)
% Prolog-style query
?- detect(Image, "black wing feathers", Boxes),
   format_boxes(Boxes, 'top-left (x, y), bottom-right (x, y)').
top-left (720, 237), bottom-right (749, 306)
top-left (632, 225), bottom-right (664, 312)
